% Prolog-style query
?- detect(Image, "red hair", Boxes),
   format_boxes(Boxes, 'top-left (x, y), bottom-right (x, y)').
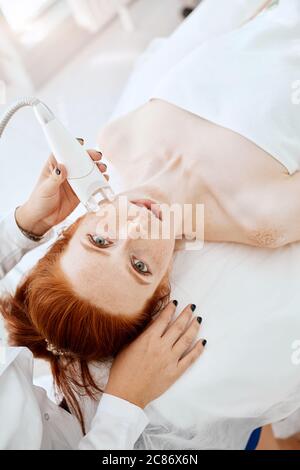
top-left (0, 217), bottom-right (170, 433)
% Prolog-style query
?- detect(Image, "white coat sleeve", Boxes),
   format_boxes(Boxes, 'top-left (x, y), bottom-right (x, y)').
top-left (0, 212), bottom-right (53, 280)
top-left (78, 394), bottom-right (149, 450)
top-left (0, 347), bottom-right (149, 450)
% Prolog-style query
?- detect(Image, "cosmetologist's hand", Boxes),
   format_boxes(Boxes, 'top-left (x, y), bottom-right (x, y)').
top-left (15, 140), bottom-right (109, 236)
top-left (105, 301), bottom-right (206, 409)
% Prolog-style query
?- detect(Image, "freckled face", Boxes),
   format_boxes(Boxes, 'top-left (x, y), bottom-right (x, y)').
top-left (60, 198), bottom-right (175, 316)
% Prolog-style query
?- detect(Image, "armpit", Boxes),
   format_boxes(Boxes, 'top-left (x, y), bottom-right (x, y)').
top-left (248, 228), bottom-right (287, 248)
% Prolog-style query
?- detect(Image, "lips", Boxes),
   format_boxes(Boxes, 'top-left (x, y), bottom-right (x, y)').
top-left (131, 199), bottom-right (162, 221)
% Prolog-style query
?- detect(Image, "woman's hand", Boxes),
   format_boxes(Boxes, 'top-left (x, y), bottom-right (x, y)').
top-left (15, 142), bottom-right (109, 236)
top-left (105, 301), bottom-right (206, 409)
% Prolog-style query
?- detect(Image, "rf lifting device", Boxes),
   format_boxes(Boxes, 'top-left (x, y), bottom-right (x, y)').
top-left (0, 97), bottom-right (115, 211)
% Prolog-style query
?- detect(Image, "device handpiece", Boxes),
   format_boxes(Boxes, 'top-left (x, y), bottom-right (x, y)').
top-left (33, 101), bottom-right (114, 211)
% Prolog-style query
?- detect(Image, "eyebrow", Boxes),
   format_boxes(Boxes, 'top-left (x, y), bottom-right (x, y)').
top-left (80, 238), bottom-right (151, 286)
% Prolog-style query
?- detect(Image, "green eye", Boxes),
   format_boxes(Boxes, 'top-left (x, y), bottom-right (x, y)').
top-left (88, 234), bottom-right (111, 247)
top-left (132, 257), bottom-right (150, 275)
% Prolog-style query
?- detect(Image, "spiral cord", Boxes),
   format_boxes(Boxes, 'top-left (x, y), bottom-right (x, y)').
top-left (0, 97), bottom-right (40, 138)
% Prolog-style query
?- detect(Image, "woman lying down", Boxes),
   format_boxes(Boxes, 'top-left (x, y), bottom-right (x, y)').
top-left (2, 0), bottom-right (300, 449)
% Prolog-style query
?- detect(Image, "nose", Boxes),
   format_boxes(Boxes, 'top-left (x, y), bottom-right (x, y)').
top-left (127, 217), bottom-right (147, 239)
top-left (113, 202), bottom-right (150, 246)
top-left (118, 206), bottom-right (148, 243)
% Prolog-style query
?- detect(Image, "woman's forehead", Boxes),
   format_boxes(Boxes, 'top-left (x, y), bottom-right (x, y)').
top-left (59, 239), bottom-right (150, 316)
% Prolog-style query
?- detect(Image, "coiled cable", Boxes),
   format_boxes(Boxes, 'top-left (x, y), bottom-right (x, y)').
top-left (0, 97), bottom-right (40, 138)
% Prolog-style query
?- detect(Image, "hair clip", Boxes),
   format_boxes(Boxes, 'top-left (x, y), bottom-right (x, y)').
top-left (45, 339), bottom-right (67, 356)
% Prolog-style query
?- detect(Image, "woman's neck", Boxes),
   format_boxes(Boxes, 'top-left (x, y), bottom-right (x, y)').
top-left (122, 155), bottom-right (203, 240)
top-left (124, 154), bottom-right (195, 205)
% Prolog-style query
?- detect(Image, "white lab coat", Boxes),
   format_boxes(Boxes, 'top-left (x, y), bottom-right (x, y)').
top-left (0, 212), bottom-right (148, 450)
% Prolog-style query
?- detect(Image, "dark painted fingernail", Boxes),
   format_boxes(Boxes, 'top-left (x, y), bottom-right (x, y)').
top-left (181, 7), bottom-right (194, 18)
top-left (190, 304), bottom-right (196, 312)
top-left (101, 162), bottom-right (107, 169)
top-left (77, 138), bottom-right (84, 144)
top-left (173, 300), bottom-right (178, 306)
top-left (202, 339), bottom-right (207, 347)
top-left (97, 150), bottom-right (103, 156)
top-left (197, 316), bottom-right (202, 324)
top-left (55, 168), bottom-right (61, 175)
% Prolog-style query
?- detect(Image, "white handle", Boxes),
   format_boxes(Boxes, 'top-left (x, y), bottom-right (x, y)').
top-left (41, 118), bottom-right (112, 205)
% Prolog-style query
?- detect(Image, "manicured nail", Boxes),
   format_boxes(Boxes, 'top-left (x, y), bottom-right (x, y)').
top-left (55, 168), bottom-right (61, 175)
top-left (100, 162), bottom-right (107, 169)
top-left (173, 300), bottom-right (178, 306)
top-left (202, 339), bottom-right (207, 347)
top-left (197, 316), bottom-right (202, 324)
top-left (190, 304), bottom-right (196, 312)
top-left (96, 150), bottom-right (103, 156)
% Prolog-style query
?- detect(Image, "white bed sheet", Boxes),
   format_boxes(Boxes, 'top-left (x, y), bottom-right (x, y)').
top-left (101, 0), bottom-right (300, 448)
